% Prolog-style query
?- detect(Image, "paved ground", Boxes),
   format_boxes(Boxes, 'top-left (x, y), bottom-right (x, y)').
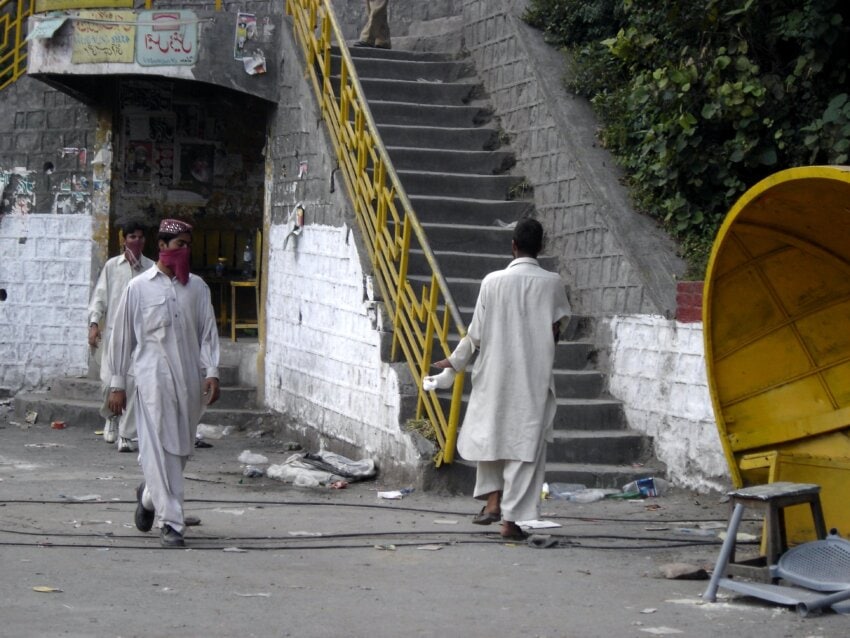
top-left (1, 401), bottom-right (846, 637)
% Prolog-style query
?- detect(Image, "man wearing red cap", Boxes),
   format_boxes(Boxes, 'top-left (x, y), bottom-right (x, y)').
top-left (105, 218), bottom-right (220, 548)
top-left (88, 218), bottom-right (154, 453)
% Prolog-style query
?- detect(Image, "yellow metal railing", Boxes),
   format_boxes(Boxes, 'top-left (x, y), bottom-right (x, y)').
top-left (286, 0), bottom-right (467, 466)
top-left (0, 0), bottom-right (33, 90)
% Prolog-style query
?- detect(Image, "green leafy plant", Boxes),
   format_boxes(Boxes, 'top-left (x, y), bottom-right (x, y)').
top-left (525, 0), bottom-right (850, 277)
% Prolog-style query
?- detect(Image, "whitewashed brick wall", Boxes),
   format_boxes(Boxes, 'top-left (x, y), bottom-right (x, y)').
top-left (0, 213), bottom-right (92, 391)
top-left (264, 222), bottom-right (421, 466)
top-left (604, 315), bottom-right (730, 492)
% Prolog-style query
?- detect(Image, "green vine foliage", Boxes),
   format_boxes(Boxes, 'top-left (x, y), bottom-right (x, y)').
top-left (524, 0), bottom-right (850, 276)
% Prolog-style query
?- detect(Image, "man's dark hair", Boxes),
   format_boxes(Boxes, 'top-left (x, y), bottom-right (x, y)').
top-left (513, 218), bottom-right (544, 258)
top-left (119, 218), bottom-right (147, 236)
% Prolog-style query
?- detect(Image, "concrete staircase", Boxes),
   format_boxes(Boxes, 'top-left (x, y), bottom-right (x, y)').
top-left (13, 342), bottom-right (269, 433)
top-left (343, 45), bottom-right (662, 488)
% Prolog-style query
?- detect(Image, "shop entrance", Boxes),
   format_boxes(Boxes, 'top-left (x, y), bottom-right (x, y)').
top-left (109, 78), bottom-right (270, 338)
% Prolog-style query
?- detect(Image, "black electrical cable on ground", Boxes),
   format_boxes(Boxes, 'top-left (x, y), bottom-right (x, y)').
top-left (0, 496), bottom-right (751, 525)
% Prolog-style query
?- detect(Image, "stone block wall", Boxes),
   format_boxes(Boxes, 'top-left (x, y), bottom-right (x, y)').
top-left (262, 18), bottom-right (426, 479)
top-left (603, 315), bottom-right (729, 492)
top-left (0, 214), bottom-right (93, 391)
top-left (0, 77), bottom-right (102, 393)
top-left (460, 0), bottom-right (685, 317)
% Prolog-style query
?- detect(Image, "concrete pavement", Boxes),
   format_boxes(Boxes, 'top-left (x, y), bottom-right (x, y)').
top-left (0, 401), bottom-right (844, 637)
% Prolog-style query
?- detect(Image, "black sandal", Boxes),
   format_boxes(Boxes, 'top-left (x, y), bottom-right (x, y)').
top-left (472, 506), bottom-right (501, 525)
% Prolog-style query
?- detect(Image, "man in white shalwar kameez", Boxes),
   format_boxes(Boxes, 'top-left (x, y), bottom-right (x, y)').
top-left (88, 218), bottom-right (154, 452)
top-left (425, 219), bottom-right (570, 540)
top-left (106, 218), bottom-right (220, 548)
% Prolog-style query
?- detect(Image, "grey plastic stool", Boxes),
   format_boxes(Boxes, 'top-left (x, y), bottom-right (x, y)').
top-left (704, 482), bottom-right (827, 602)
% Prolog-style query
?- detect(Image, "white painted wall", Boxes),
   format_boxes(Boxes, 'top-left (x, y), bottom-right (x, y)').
top-left (0, 213), bottom-right (92, 391)
top-left (264, 222), bottom-right (421, 466)
top-left (604, 315), bottom-right (730, 493)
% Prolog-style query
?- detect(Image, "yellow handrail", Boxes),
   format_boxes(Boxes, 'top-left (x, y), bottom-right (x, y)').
top-left (285, 0), bottom-right (467, 466)
top-left (0, 0), bottom-right (34, 90)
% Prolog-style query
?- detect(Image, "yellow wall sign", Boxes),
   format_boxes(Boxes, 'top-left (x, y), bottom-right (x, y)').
top-left (71, 10), bottom-right (136, 64)
top-left (35, 0), bottom-right (133, 10)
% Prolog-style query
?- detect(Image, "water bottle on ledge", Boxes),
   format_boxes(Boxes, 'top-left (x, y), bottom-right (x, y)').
top-left (242, 237), bottom-right (254, 279)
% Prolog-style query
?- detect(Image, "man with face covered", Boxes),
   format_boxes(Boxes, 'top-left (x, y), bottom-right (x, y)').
top-left (105, 218), bottom-right (220, 547)
top-left (88, 218), bottom-right (154, 452)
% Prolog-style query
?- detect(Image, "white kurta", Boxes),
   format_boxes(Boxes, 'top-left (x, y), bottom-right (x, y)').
top-left (106, 266), bottom-right (220, 457)
top-left (452, 258), bottom-right (570, 463)
top-left (88, 252), bottom-right (155, 386)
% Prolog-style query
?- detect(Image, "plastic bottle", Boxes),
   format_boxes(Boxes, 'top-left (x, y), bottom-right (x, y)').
top-left (621, 477), bottom-right (670, 497)
top-left (548, 483), bottom-right (587, 500)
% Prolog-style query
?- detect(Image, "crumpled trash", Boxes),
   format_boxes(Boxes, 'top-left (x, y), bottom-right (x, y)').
top-left (377, 488), bottom-right (414, 500)
top-left (238, 450), bottom-right (269, 465)
top-left (25, 410), bottom-right (38, 424)
top-left (196, 424), bottom-right (234, 440)
top-left (242, 465), bottom-right (265, 478)
top-left (266, 454), bottom-right (344, 486)
top-left (301, 451), bottom-right (376, 481)
top-left (528, 535), bottom-right (559, 549)
top-left (422, 368), bottom-right (455, 392)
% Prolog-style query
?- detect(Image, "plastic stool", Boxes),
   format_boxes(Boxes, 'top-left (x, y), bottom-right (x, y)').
top-left (704, 482), bottom-right (827, 601)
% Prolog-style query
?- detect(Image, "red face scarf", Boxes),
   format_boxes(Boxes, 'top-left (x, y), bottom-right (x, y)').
top-left (124, 236), bottom-right (145, 270)
top-left (159, 245), bottom-right (191, 285)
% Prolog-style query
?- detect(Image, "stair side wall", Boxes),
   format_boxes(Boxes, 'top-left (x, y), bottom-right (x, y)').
top-left (601, 315), bottom-right (729, 492)
top-left (460, 0), bottom-right (686, 317)
top-left (262, 18), bottom-right (429, 480)
top-left (0, 77), bottom-right (104, 393)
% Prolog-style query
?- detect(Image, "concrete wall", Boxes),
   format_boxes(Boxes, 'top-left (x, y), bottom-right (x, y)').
top-left (0, 77), bottom-right (102, 393)
top-left (460, 0), bottom-right (686, 317)
top-left (602, 315), bottom-right (729, 492)
top-left (0, 213), bottom-right (93, 391)
top-left (262, 18), bottom-right (428, 480)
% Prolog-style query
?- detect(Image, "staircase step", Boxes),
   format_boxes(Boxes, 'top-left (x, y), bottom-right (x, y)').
top-left (552, 398), bottom-right (626, 430)
top-left (397, 170), bottom-right (523, 200)
top-left (387, 147), bottom-right (515, 175)
top-left (367, 100), bottom-right (492, 128)
top-left (346, 54), bottom-right (474, 82)
top-left (13, 392), bottom-right (270, 430)
top-left (408, 195), bottom-right (531, 225)
top-left (554, 341), bottom-right (595, 370)
top-left (337, 45), bottom-right (456, 62)
top-left (547, 430), bottom-right (650, 465)
top-left (418, 222), bottom-right (513, 253)
top-left (46, 365), bottom-right (240, 403)
top-left (334, 76), bottom-right (478, 105)
top-left (552, 369), bottom-right (604, 398)
top-left (543, 462), bottom-right (662, 489)
top-left (378, 124), bottom-right (500, 151)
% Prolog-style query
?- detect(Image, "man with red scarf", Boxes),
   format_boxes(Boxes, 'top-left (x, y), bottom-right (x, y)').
top-left (88, 218), bottom-right (154, 452)
top-left (106, 218), bottom-right (220, 548)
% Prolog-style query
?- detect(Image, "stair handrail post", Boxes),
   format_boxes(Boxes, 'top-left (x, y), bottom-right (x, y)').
top-left (0, 0), bottom-right (33, 91)
top-left (286, 0), bottom-right (468, 464)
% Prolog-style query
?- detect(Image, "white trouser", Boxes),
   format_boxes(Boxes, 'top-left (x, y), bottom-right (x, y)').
top-left (473, 437), bottom-right (546, 523)
top-left (137, 415), bottom-right (188, 534)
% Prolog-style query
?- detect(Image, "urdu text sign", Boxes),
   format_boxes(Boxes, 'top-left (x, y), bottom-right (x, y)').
top-left (136, 11), bottom-right (198, 66)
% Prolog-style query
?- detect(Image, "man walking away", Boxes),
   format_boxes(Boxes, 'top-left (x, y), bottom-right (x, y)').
top-left (106, 218), bottom-right (220, 548)
top-left (425, 218), bottom-right (570, 540)
top-left (88, 218), bottom-right (154, 452)
top-left (355, 0), bottom-right (391, 49)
